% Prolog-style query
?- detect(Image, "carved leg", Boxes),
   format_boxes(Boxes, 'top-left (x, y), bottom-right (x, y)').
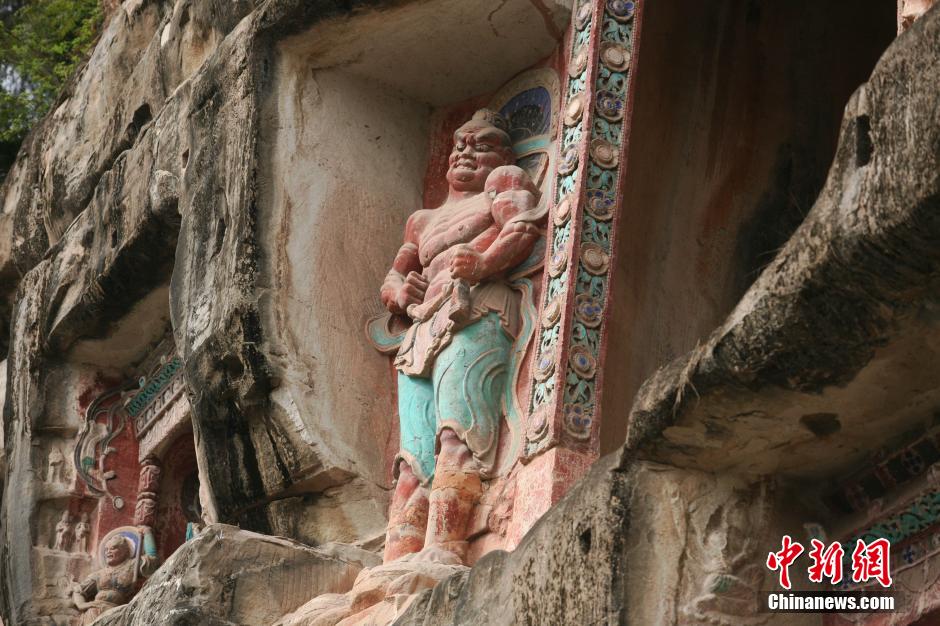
top-left (423, 428), bottom-right (482, 564)
top-left (383, 461), bottom-right (429, 563)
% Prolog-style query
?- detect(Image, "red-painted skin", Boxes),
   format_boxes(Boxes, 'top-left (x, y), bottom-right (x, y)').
top-left (381, 121), bottom-right (540, 316)
top-left (382, 462), bottom-right (427, 563)
top-left (381, 117), bottom-right (541, 563)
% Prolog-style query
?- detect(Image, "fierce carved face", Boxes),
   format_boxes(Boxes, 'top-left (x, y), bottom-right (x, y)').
top-left (104, 537), bottom-right (130, 566)
top-left (446, 121), bottom-right (514, 193)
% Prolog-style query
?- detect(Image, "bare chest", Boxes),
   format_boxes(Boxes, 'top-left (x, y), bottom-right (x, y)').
top-left (418, 196), bottom-right (493, 266)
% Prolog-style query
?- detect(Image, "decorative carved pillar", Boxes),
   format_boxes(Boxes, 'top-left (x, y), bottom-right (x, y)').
top-left (134, 456), bottom-right (162, 527)
top-left (528, 0), bottom-right (643, 455)
top-left (509, 0), bottom-right (645, 541)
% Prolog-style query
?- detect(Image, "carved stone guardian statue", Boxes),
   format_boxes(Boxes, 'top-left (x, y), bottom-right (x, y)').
top-left (71, 527), bottom-right (159, 624)
top-left (379, 109), bottom-right (543, 564)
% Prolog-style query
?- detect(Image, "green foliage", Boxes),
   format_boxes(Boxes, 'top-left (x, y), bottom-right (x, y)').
top-left (0, 0), bottom-right (101, 158)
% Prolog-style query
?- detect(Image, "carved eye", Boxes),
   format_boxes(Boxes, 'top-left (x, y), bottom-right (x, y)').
top-left (475, 143), bottom-right (492, 152)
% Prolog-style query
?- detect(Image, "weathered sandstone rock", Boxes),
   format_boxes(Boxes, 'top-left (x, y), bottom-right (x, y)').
top-left (626, 5), bottom-right (940, 479)
top-left (94, 524), bottom-right (377, 626)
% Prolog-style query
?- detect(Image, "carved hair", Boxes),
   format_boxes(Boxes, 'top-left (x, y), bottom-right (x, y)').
top-left (105, 535), bottom-right (132, 558)
top-left (471, 108), bottom-right (510, 134)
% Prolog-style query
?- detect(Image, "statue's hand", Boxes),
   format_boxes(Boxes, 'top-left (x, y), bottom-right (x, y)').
top-left (396, 271), bottom-right (428, 311)
top-left (71, 585), bottom-right (90, 610)
top-left (450, 245), bottom-right (487, 283)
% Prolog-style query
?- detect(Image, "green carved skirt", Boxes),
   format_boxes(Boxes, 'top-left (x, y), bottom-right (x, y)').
top-left (396, 313), bottom-right (511, 485)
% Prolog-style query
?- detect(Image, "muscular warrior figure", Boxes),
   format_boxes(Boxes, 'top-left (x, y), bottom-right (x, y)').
top-left (72, 528), bottom-right (159, 624)
top-left (380, 109), bottom-right (542, 563)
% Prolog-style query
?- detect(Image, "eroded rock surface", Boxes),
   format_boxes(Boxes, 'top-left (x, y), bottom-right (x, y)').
top-left (626, 6), bottom-right (940, 478)
top-left (94, 524), bottom-right (377, 626)
top-left (278, 556), bottom-right (465, 626)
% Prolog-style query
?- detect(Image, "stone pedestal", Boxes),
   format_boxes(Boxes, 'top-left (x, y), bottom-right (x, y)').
top-left (506, 448), bottom-right (594, 548)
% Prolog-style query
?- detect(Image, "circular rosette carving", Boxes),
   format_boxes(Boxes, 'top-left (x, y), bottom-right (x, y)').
top-left (564, 93), bottom-right (586, 127)
top-left (599, 42), bottom-right (631, 72)
top-left (553, 194), bottom-right (574, 226)
top-left (527, 408), bottom-right (550, 441)
top-left (563, 403), bottom-right (593, 440)
top-left (541, 297), bottom-right (562, 328)
top-left (574, 294), bottom-right (604, 328)
top-left (569, 345), bottom-right (597, 379)
top-left (569, 46), bottom-right (590, 78)
top-left (574, 1), bottom-right (593, 29)
top-left (549, 247), bottom-right (569, 277)
top-left (585, 189), bottom-right (615, 221)
top-left (558, 146), bottom-right (580, 175)
top-left (596, 90), bottom-right (625, 122)
top-left (580, 242), bottom-right (610, 275)
top-left (590, 139), bottom-right (619, 169)
top-left (606, 0), bottom-right (636, 22)
top-left (534, 349), bottom-right (556, 382)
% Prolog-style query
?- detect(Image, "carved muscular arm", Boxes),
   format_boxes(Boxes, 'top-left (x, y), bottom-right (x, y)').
top-left (451, 173), bottom-right (542, 283)
top-left (139, 526), bottom-right (160, 577)
top-left (381, 212), bottom-right (428, 315)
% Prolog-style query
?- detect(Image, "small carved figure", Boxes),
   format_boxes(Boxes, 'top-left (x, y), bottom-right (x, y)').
top-left (71, 528), bottom-right (159, 625)
top-left (379, 109), bottom-right (544, 564)
top-left (682, 497), bottom-right (770, 626)
top-left (46, 446), bottom-right (65, 483)
top-left (74, 513), bottom-right (91, 554)
top-left (52, 511), bottom-right (73, 551)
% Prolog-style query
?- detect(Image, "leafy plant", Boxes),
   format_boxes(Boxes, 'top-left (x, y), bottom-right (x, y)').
top-left (0, 0), bottom-right (101, 177)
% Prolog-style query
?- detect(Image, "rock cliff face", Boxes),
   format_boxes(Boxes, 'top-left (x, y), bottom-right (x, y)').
top-left (94, 524), bottom-right (378, 625)
top-left (627, 4), bottom-right (940, 478)
top-left (0, 0), bottom-right (937, 624)
top-left (0, 0), bottom-right (572, 623)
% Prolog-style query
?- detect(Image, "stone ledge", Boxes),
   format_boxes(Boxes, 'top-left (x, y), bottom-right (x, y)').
top-left (94, 524), bottom-right (377, 626)
top-left (625, 6), bottom-right (940, 479)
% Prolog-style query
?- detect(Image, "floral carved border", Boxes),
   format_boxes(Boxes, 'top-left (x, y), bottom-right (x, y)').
top-left (527, 0), bottom-right (643, 454)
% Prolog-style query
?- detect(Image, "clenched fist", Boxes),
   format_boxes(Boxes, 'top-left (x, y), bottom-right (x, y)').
top-left (396, 271), bottom-right (428, 311)
top-left (449, 245), bottom-right (488, 283)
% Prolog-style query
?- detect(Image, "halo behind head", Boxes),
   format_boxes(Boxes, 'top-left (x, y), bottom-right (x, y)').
top-left (97, 526), bottom-right (141, 566)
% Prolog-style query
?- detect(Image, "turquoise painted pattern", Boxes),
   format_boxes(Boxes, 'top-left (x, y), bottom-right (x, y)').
top-left (530, 1), bottom-right (637, 443)
top-left (397, 314), bottom-right (510, 484)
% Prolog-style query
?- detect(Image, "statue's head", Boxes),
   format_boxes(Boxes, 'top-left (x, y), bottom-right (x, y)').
top-left (104, 536), bottom-right (131, 566)
top-left (447, 109), bottom-right (514, 193)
